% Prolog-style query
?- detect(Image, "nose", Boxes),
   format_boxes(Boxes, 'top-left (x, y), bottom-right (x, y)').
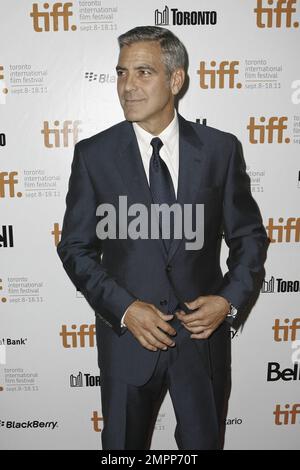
top-left (124, 73), bottom-right (138, 93)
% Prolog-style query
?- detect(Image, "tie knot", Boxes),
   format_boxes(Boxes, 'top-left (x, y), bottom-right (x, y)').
top-left (150, 137), bottom-right (163, 155)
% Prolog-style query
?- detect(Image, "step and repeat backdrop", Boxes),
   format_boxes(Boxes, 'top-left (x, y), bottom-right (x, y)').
top-left (1, 0), bottom-right (300, 450)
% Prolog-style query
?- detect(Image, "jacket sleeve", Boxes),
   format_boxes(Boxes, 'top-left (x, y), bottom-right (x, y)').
top-left (216, 134), bottom-right (270, 316)
top-left (57, 142), bottom-right (137, 336)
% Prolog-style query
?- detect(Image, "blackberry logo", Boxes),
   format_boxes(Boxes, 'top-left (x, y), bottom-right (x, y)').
top-left (2, 420), bottom-right (58, 429)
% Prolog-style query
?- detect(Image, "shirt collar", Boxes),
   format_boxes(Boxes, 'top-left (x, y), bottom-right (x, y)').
top-left (132, 109), bottom-right (178, 152)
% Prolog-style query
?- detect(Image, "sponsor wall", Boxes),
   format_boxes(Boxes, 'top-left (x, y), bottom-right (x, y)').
top-left (1, 0), bottom-right (300, 450)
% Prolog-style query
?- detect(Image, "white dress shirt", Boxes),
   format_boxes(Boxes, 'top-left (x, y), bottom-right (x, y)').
top-left (121, 109), bottom-right (179, 327)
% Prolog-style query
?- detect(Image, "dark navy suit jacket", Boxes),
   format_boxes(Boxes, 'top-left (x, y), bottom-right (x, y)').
top-left (57, 113), bottom-right (269, 386)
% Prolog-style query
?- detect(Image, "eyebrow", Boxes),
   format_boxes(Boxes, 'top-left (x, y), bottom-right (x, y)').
top-left (116, 64), bottom-right (157, 73)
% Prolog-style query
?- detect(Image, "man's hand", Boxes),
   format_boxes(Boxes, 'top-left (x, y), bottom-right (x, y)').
top-left (175, 295), bottom-right (230, 339)
top-left (123, 300), bottom-right (177, 352)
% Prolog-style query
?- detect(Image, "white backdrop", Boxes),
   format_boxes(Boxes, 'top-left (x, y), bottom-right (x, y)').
top-left (1, 0), bottom-right (300, 450)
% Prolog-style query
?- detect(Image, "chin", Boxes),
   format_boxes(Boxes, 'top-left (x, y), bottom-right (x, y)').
top-left (124, 110), bottom-right (144, 122)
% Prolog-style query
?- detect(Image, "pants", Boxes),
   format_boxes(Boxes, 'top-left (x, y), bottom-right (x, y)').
top-left (100, 313), bottom-right (221, 450)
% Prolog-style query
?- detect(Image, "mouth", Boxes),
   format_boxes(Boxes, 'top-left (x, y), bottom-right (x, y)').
top-left (124, 99), bottom-right (145, 104)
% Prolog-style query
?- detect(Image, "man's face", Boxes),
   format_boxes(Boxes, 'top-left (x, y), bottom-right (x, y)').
top-left (116, 41), bottom-right (174, 125)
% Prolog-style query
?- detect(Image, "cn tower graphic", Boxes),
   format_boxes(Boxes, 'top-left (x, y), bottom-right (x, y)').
top-left (261, 276), bottom-right (275, 293)
top-left (70, 372), bottom-right (83, 387)
top-left (155, 5), bottom-right (169, 25)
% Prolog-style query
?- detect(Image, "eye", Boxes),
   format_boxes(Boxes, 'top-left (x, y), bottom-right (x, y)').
top-left (140, 69), bottom-right (151, 76)
top-left (116, 70), bottom-right (125, 77)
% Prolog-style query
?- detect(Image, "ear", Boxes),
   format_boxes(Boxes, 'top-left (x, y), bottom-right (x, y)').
top-left (170, 68), bottom-right (185, 96)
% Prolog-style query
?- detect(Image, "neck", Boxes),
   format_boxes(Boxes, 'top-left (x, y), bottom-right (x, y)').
top-left (136, 106), bottom-right (175, 136)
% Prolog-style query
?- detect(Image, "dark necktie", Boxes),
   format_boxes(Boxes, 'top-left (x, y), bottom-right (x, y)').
top-left (149, 137), bottom-right (176, 252)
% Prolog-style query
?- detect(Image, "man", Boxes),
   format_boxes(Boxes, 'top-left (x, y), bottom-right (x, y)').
top-left (57, 26), bottom-right (269, 450)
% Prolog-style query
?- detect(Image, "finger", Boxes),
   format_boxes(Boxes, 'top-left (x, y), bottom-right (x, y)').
top-left (138, 335), bottom-right (159, 352)
top-left (152, 327), bottom-right (176, 348)
top-left (190, 329), bottom-right (213, 340)
top-left (156, 309), bottom-right (174, 321)
top-left (144, 331), bottom-right (174, 350)
top-left (183, 324), bottom-right (211, 333)
top-left (179, 306), bottom-right (213, 324)
top-left (185, 297), bottom-right (206, 310)
top-left (176, 309), bottom-right (202, 323)
top-left (182, 318), bottom-right (212, 328)
top-left (157, 319), bottom-right (177, 337)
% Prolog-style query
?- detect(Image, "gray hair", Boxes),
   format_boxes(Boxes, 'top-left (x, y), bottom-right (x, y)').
top-left (117, 26), bottom-right (188, 78)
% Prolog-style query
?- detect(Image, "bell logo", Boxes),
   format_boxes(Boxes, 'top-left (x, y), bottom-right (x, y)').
top-left (272, 318), bottom-right (300, 341)
top-left (60, 324), bottom-right (96, 348)
top-left (0, 172), bottom-right (22, 198)
top-left (266, 217), bottom-right (300, 243)
top-left (91, 411), bottom-right (103, 432)
top-left (41, 120), bottom-right (82, 148)
top-left (274, 404), bottom-right (300, 425)
top-left (247, 116), bottom-right (290, 143)
top-left (267, 362), bottom-right (300, 381)
top-left (30, 2), bottom-right (77, 32)
top-left (197, 61), bottom-right (241, 89)
top-left (254, 0), bottom-right (299, 28)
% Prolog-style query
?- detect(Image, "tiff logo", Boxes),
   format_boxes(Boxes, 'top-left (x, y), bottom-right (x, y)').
top-left (272, 318), bottom-right (300, 342)
top-left (254, 0), bottom-right (299, 28)
top-left (30, 2), bottom-right (77, 32)
top-left (91, 411), bottom-right (103, 432)
top-left (197, 61), bottom-right (241, 89)
top-left (274, 404), bottom-right (300, 425)
top-left (266, 217), bottom-right (300, 243)
top-left (0, 172), bottom-right (21, 198)
top-left (52, 223), bottom-right (61, 247)
top-left (0, 226), bottom-right (14, 248)
top-left (247, 116), bottom-right (290, 143)
top-left (60, 324), bottom-right (96, 348)
top-left (41, 120), bottom-right (81, 148)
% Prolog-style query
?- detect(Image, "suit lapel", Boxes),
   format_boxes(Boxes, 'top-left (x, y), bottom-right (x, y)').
top-left (114, 121), bottom-right (167, 260)
top-left (167, 114), bottom-right (206, 262)
top-left (114, 115), bottom-right (206, 263)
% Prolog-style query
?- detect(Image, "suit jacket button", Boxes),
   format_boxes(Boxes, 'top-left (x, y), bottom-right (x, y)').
top-left (166, 265), bottom-right (172, 272)
top-left (160, 300), bottom-right (167, 306)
